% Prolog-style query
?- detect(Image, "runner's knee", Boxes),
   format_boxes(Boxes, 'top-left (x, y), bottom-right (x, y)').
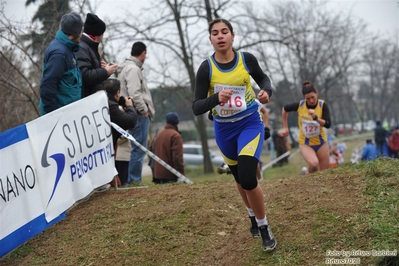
top-left (229, 165), bottom-right (239, 183)
top-left (237, 156), bottom-right (258, 190)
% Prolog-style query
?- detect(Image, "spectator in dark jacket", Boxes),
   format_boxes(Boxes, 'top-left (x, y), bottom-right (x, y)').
top-left (361, 139), bottom-right (377, 162)
top-left (374, 120), bottom-right (388, 157)
top-left (76, 13), bottom-right (117, 97)
top-left (39, 12), bottom-right (84, 115)
top-left (104, 79), bottom-right (137, 147)
top-left (149, 112), bottom-right (185, 184)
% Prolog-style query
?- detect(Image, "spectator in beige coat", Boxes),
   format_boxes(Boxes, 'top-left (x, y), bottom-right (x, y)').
top-left (118, 42), bottom-right (155, 185)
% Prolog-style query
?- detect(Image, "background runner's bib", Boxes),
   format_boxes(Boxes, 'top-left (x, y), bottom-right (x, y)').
top-left (301, 119), bottom-right (321, 138)
top-left (214, 84), bottom-right (246, 117)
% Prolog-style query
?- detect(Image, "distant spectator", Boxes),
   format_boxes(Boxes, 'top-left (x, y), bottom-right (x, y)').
top-left (329, 143), bottom-right (342, 167)
top-left (271, 128), bottom-right (278, 153)
top-left (336, 142), bottom-right (347, 154)
top-left (327, 129), bottom-right (336, 148)
top-left (361, 139), bottom-right (377, 161)
top-left (388, 126), bottom-right (399, 159)
top-left (149, 112), bottom-right (185, 184)
top-left (374, 120), bottom-right (388, 157)
top-left (336, 142), bottom-right (347, 164)
top-left (274, 129), bottom-right (290, 167)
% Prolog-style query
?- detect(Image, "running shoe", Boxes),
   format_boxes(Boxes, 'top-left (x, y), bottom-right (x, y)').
top-left (259, 225), bottom-right (277, 251)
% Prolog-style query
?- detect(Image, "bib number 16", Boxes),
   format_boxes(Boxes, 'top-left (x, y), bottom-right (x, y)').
top-left (220, 95), bottom-right (243, 108)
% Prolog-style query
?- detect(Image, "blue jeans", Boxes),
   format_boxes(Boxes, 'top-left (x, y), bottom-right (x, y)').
top-left (128, 115), bottom-right (150, 183)
top-left (376, 143), bottom-right (384, 157)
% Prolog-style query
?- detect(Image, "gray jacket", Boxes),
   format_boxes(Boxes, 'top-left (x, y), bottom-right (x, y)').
top-left (118, 56), bottom-right (155, 120)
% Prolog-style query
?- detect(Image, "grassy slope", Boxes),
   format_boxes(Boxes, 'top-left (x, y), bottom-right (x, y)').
top-left (1, 139), bottom-right (398, 266)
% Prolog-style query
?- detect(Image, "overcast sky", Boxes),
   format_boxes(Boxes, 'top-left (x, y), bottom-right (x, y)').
top-left (4, 0), bottom-right (398, 38)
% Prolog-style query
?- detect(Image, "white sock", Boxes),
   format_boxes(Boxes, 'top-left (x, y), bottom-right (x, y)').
top-left (246, 207), bottom-right (255, 217)
top-left (256, 216), bottom-right (268, 227)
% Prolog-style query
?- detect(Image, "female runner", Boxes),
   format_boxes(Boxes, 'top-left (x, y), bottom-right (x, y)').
top-left (282, 81), bottom-right (331, 173)
top-left (192, 18), bottom-right (276, 251)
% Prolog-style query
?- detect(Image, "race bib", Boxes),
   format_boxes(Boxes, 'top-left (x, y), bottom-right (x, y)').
top-left (302, 120), bottom-right (320, 138)
top-left (214, 84), bottom-right (247, 117)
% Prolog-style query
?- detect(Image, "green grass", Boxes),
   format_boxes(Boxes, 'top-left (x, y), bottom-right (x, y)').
top-left (2, 135), bottom-right (398, 266)
top-left (247, 159), bottom-right (399, 266)
top-left (363, 160), bottom-right (399, 249)
top-left (141, 135), bottom-right (369, 185)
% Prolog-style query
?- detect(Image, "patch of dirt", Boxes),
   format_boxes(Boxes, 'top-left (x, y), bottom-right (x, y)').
top-left (0, 169), bottom-right (369, 266)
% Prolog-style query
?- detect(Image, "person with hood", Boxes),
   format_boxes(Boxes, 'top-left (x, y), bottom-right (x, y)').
top-left (39, 12), bottom-right (84, 115)
top-left (149, 112), bottom-right (185, 184)
top-left (76, 13), bottom-right (117, 97)
top-left (118, 41), bottom-right (155, 185)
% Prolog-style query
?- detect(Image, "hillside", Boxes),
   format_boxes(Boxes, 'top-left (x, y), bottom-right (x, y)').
top-left (1, 159), bottom-right (398, 266)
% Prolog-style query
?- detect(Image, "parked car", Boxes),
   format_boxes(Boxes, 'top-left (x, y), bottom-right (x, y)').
top-left (183, 144), bottom-right (225, 167)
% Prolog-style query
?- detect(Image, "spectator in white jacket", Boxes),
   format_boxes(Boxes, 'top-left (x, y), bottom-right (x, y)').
top-left (118, 42), bottom-right (155, 185)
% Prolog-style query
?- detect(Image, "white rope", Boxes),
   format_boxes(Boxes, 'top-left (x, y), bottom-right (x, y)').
top-left (111, 122), bottom-right (194, 184)
top-left (261, 151), bottom-right (291, 171)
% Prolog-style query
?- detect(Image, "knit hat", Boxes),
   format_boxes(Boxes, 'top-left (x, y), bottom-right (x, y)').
top-left (166, 112), bottom-right (179, 125)
top-left (84, 13), bottom-right (106, 36)
top-left (60, 12), bottom-right (84, 37)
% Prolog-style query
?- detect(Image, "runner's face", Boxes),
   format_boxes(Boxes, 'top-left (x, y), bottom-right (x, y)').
top-left (304, 92), bottom-right (318, 106)
top-left (209, 22), bottom-right (234, 52)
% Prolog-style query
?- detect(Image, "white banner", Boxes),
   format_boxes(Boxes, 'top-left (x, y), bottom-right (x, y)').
top-left (26, 91), bottom-right (117, 222)
top-left (0, 126), bottom-right (44, 240)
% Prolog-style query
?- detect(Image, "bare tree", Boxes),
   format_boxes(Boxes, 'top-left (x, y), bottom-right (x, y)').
top-left (360, 37), bottom-right (399, 124)
top-left (105, 0), bottom-right (245, 173)
top-left (242, 0), bottom-right (368, 130)
top-left (0, 7), bottom-right (42, 131)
